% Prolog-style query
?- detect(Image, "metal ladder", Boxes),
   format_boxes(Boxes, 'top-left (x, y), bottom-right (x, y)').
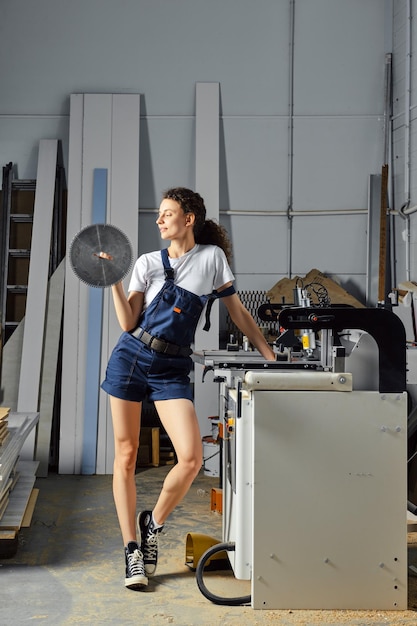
top-left (0, 158), bottom-right (66, 348)
top-left (0, 163), bottom-right (36, 346)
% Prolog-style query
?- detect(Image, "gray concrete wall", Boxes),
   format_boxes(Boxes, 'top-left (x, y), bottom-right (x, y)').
top-left (1, 0), bottom-right (407, 302)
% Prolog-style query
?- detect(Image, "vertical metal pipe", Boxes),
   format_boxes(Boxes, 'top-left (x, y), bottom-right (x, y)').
top-left (378, 53), bottom-right (392, 304)
top-left (404, 0), bottom-right (412, 203)
top-left (403, 0), bottom-right (412, 281)
top-left (383, 53), bottom-right (392, 165)
top-left (286, 0), bottom-right (295, 279)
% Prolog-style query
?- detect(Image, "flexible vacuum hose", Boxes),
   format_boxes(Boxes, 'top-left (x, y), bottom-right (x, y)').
top-left (408, 500), bottom-right (417, 515)
top-left (195, 541), bottom-right (251, 606)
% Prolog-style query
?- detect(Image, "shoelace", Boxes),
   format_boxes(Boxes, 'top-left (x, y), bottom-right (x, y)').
top-left (143, 532), bottom-right (158, 560)
top-left (128, 549), bottom-right (146, 575)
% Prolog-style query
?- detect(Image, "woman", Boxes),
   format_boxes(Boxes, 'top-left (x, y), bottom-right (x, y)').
top-left (101, 187), bottom-right (275, 590)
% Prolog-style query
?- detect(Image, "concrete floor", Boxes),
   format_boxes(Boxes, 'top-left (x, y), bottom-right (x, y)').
top-left (1, 465), bottom-right (417, 626)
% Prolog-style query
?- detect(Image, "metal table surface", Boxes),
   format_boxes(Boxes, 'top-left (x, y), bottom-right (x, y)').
top-left (193, 349), bottom-right (320, 371)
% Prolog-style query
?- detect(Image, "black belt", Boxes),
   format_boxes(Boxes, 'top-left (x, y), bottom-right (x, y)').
top-left (130, 327), bottom-right (192, 357)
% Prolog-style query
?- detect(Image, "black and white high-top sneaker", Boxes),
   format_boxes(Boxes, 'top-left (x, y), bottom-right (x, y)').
top-left (124, 541), bottom-right (148, 589)
top-left (137, 510), bottom-right (164, 576)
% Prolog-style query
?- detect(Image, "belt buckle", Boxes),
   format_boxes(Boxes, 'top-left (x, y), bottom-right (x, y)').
top-left (148, 335), bottom-right (157, 350)
top-left (163, 342), bottom-right (173, 355)
top-left (150, 336), bottom-right (165, 352)
top-left (145, 333), bottom-right (182, 356)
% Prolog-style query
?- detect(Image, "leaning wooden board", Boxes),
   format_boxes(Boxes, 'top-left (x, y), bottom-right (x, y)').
top-left (0, 407), bottom-right (10, 420)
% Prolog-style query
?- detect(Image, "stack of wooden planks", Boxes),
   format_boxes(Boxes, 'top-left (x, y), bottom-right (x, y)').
top-left (0, 407), bottom-right (10, 448)
top-left (0, 412), bottom-right (40, 557)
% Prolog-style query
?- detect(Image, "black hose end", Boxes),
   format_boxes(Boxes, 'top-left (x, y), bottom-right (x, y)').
top-left (195, 541), bottom-right (251, 606)
top-left (408, 500), bottom-right (417, 515)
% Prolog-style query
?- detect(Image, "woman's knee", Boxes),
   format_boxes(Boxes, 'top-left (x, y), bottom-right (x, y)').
top-left (178, 453), bottom-right (202, 479)
top-left (114, 441), bottom-right (138, 471)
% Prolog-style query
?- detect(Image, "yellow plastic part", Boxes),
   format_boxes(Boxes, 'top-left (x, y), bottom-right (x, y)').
top-left (185, 533), bottom-right (227, 570)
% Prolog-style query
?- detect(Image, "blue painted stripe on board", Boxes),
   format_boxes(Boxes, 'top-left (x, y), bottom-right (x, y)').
top-left (82, 168), bottom-right (107, 474)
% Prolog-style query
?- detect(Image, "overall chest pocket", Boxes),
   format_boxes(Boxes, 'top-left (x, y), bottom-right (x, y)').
top-left (146, 284), bottom-right (207, 345)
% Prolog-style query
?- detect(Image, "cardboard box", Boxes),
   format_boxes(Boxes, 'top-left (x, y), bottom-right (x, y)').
top-left (267, 268), bottom-right (365, 308)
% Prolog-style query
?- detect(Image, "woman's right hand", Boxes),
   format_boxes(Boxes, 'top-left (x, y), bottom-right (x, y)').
top-left (95, 251), bottom-right (114, 261)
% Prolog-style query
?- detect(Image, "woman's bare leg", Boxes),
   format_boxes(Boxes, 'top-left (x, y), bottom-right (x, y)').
top-left (152, 398), bottom-right (202, 525)
top-left (110, 395), bottom-right (142, 545)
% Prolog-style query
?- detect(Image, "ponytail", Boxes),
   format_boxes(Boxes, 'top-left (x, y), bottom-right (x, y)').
top-left (163, 186), bottom-right (233, 263)
top-left (196, 219), bottom-right (232, 263)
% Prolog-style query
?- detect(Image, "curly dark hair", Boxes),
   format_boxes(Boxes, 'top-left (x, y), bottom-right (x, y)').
top-left (162, 187), bottom-right (232, 262)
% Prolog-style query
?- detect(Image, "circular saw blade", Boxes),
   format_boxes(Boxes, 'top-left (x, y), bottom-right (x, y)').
top-left (69, 223), bottom-right (133, 287)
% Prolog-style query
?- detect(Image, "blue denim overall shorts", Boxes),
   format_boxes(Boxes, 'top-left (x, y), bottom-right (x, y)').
top-left (101, 248), bottom-right (235, 403)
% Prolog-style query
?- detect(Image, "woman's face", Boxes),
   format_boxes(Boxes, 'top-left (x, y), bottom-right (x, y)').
top-left (156, 198), bottom-right (193, 240)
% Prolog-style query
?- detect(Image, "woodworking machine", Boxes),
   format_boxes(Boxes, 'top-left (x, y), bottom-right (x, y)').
top-left (194, 305), bottom-right (408, 610)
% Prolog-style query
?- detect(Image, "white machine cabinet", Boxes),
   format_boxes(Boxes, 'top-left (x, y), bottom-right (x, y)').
top-left (248, 385), bottom-right (407, 610)
top-left (197, 306), bottom-right (409, 610)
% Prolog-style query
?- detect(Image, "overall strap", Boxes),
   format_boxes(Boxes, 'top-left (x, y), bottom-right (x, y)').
top-left (203, 285), bottom-right (236, 331)
top-left (161, 248), bottom-right (174, 280)
top-left (160, 246), bottom-right (236, 332)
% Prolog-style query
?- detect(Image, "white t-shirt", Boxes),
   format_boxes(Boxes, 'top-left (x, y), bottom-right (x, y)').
top-left (128, 244), bottom-right (235, 310)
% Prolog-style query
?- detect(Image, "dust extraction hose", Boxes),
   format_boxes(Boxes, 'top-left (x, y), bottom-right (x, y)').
top-left (408, 500), bottom-right (417, 516)
top-left (196, 541), bottom-right (251, 606)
